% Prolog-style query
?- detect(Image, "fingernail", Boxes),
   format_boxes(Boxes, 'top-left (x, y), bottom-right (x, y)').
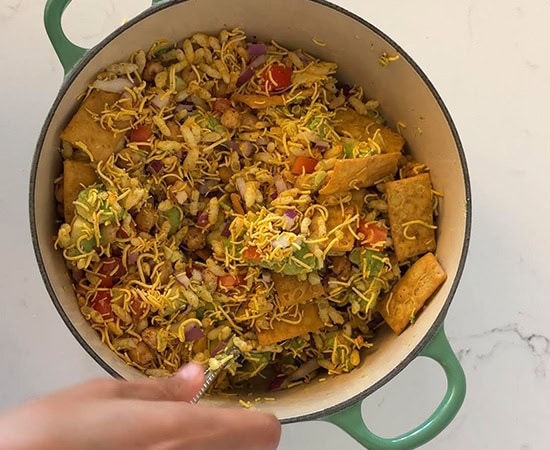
top-left (177, 362), bottom-right (204, 382)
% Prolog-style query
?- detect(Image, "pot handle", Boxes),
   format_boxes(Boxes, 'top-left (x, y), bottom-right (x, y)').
top-left (44, 0), bottom-right (166, 75)
top-left (322, 325), bottom-right (466, 450)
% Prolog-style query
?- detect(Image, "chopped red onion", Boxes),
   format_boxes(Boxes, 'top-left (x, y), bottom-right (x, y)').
top-left (314, 141), bottom-right (330, 150)
top-left (236, 55), bottom-right (268, 88)
top-left (93, 78), bottom-right (134, 94)
top-left (189, 94), bottom-right (209, 111)
top-left (198, 179), bottom-right (218, 195)
top-left (272, 234), bottom-right (291, 249)
top-left (236, 177), bottom-right (246, 198)
top-left (127, 250), bottom-right (139, 265)
top-left (149, 160), bottom-right (163, 173)
top-left (120, 91), bottom-right (132, 101)
top-left (236, 67), bottom-right (255, 88)
top-left (269, 374), bottom-right (288, 391)
top-left (211, 340), bottom-right (227, 356)
top-left (296, 50), bottom-right (313, 66)
top-left (288, 359), bottom-right (319, 382)
top-left (175, 272), bottom-right (191, 288)
top-left (283, 209), bottom-right (298, 230)
top-left (151, 93), bottom-right (171, 109)
top-left (226, 140), bottom-right (240, 152)
top-left (269, 360), bottom-right (320, 391)
top-left (249, 54), bottom-right (267, 69)
top-left (274, 176), bottom-right (288, 194)
top-left (221, 220), bottom-right (232, 237)
top-left (284, 209), bottom-right (298, 219)
top-left (248, 43), bottom-right (267, 57)
top-left (175, 103), bottom-right (194, 113)
top-left (191, 268), bottom-right (203, 281)
top-left (197, 210), bottom-right (209, 227)
top-left (240, 141), bottom-right (254, 157)
top-left (281, 214), bottom-right (295, 231)
top-left (184, 323), bottom-right (204, 341)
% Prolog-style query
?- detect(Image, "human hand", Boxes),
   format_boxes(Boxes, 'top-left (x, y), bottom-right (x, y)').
top-left (0, 363), bottom-right (281, 450)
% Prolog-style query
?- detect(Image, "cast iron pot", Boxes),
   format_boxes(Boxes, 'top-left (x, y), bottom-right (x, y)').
top-left (30, 1), bottom-right (471, 448)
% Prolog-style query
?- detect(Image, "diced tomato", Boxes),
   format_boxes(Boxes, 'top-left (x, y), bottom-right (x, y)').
top-left (242, 246), bottom-right (261, 261)
top-left (97, 274), bottom-right (114, 288)
top-left (262, 65), bottom-right (293, 92)
top-left (357, 220), bottom-right (388, 249)
top-left (129, 296), bottom-right (146, 320)
top-left (213, 98), bottom-right (231, 113)
top-left (291, 156), bottom-right (319, 175)
top-left (91, 291), bottom-right (112, 318)
top-left (98, 257), bottom-right (127, 282)
top-left (130, 125), bottom-right (153, 146)
top-left (218, 274), bottom-right (246, 288)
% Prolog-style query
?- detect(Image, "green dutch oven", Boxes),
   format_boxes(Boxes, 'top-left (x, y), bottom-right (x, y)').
top-left (30, 1), bottom-right (471, 448)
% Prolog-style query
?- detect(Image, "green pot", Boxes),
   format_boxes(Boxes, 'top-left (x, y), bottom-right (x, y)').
top-left (30, 1), bottom-right (471, 448)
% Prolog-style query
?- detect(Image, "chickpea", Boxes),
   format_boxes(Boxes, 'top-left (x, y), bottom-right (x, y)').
top-left (141, 327), bottom-right (159, 350)
top-left (128, 342), bottom-right (154, 365)
top-left (218, 166), bottom-right (233, 182)
top-left (331, 255), bottom-right (351, 279)
top-left (135, 207), bottom-right (157, 233)
top-left (183, 226), bottom-right (206, 251)
top-left (143, 61), bottom-right (164, 82)
top-left (220, 108), bottom-right (241, 129)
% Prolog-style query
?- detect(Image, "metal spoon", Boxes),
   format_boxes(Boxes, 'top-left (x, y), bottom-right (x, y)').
top-left (190, 345), bottom-right (241, 404)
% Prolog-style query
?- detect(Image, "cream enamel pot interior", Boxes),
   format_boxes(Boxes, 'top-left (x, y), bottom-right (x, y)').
top-left (30, 1), bottom-right (471, 448)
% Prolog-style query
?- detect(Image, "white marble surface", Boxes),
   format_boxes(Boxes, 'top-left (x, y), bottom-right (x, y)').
top-left (1, 0), bottom-right (549, 448)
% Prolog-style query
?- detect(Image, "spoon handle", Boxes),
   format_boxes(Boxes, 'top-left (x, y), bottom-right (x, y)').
top-left (190, 346), bottom-right (241, 404)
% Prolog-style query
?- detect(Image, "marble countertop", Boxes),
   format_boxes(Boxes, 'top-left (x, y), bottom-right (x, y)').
top-left (1, 0), bottom-right (548, 448)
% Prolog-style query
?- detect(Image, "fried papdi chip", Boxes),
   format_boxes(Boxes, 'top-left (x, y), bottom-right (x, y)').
top-left (379, 252), bottom-right (447, 334)
top-left (385, 173), bottom-right (436, 262)
top-left (233, 89), bottom-right (314, 109)
top-left (63, 160), bottom-right (98, 223)
top-left (349, 189), bottom-right (367, 211)
top-left (322, 205), bottom-right (356, 251)
top-left (256, 303), bottom-right (324, 346)
top-left (333, 108), bottom-right (405, 154)
top-left (311, 190), bottom-right (365, 252)
top-left (272, 273), bottom-right (325, 307)
top-left (319, 153), bottom-right (400, 195)
top-left (60, 90), bottom-right (124, 161)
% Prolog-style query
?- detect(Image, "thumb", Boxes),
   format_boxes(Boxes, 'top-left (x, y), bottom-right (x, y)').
top-left (116, 363), bottom-right (205, 402)
top-left (161, 362), bottom-right (205, 402)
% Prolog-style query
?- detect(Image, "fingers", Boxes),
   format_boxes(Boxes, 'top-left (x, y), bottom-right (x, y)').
top-left (81, 367), bottom-right (281, 450)
top-left (156, 363), bottom-right (205, 402)
top-left (90, 363), bottom-right (205, 402)
top-left (159, 403), bottom-right (282, 450)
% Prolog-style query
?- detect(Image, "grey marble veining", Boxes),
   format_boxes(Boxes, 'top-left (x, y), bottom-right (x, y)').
top-left (0, 0), bottom-right (23, 20)
top-left (453, 324), bottom-right (550, 376)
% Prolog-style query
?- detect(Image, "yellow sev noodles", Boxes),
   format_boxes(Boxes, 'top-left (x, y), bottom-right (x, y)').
top-left (54, 29), bottom-right (435, 392)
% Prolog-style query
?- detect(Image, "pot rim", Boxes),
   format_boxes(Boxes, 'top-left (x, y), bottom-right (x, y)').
top-left (29, 0), bottom-right (471, 423)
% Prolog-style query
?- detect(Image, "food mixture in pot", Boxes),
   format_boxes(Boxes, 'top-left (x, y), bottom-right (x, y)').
top-left (54, 28), bottom-right (447, 392)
